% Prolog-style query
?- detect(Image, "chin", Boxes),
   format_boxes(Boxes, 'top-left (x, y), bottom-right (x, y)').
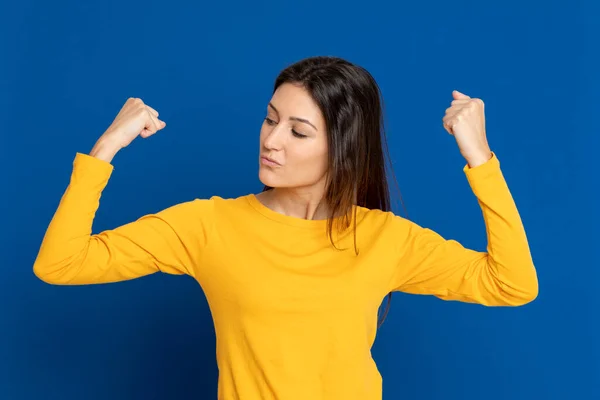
top-left (258, 168), bottom-right (281, 188)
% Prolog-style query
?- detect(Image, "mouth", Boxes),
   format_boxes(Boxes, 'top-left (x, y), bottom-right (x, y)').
top-left (260, 156), bottom-right (282, 167)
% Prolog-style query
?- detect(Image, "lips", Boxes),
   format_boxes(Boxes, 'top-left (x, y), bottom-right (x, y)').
top-left (261, 155), bottom-right (282, 166)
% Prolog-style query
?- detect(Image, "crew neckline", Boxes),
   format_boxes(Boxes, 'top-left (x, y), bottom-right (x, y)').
top-left (245, 193), bottom-right (354, 230)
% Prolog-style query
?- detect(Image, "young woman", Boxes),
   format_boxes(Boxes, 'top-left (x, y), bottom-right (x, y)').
top-left (33, 56), bottom-right (538, 400)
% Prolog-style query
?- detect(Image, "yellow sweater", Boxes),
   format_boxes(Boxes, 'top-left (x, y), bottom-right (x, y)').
top-left (33, 151), bottom-right (538, 400)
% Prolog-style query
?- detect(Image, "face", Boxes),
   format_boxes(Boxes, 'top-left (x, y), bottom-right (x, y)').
top-left (258, 83), bottom-right (328, 192)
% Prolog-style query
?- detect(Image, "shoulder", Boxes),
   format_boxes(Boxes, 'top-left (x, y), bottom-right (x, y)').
top-left (169, 193), bottom-right (254, 218)
top-left (355, 204), bottom-right (402, 224)
top-left (354, 205), bottom-right (417, 236)
top-left (150, 194), bottom-right (251, 235)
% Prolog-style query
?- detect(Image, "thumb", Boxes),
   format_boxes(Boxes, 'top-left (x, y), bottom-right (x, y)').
top-left (453, 90), bottom-right (470, 100)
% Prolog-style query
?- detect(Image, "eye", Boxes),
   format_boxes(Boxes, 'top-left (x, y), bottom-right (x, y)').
top-left (292, 129), bottom-right (307, 138)
top-left (264, 117), bottom-right (277, 125)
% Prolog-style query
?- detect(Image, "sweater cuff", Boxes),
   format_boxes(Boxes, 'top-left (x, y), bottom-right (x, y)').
top-left (71, 152), bottom-right (114, 187)
top-left (463, 151), bottom-right (501, 184)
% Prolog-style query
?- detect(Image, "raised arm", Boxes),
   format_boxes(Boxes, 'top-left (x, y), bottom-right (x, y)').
top-left (33, 98), bottom-right (214, 285)
top-left (387, 153), bottom-right (538, 306)
top-left (387, 91), bottom-right (538, 306)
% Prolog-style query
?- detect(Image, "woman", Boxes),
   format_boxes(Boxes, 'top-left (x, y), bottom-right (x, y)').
top-left (33, 56), bottom-right (538, 400)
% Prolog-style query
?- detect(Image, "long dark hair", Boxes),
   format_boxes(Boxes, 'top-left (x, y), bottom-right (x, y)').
top-left (263, 56), bottom-right (405, 328)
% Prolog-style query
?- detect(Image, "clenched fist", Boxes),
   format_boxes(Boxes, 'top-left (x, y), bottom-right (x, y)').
top-left (103, 97), bottom-right (166, 148)
top-left (90, 98), bottom-right (166, 163)
top-left (443, 90), bottom-right (492, 168)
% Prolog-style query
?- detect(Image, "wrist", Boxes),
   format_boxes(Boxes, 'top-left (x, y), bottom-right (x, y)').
top-left (90, 135), bottom-right (122, 164)
top-left (465, 151), bottom-right (492, 168)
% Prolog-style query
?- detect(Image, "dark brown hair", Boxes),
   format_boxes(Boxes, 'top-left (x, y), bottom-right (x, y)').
top-left (263, 56), bottom-right (405, 328)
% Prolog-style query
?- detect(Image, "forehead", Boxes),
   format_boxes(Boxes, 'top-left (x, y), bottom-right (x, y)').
top-left (270, 83), bottom-right (323, 119)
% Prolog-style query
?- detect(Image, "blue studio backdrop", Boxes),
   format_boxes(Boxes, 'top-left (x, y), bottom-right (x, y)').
top-left (2, 0), bottom-right (598, 399)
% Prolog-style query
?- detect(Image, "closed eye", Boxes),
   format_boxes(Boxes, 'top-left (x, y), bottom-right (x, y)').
top-left (264, 117), bottom-right (308, 139)
top-left (292, 129), bottom-right (307, 138)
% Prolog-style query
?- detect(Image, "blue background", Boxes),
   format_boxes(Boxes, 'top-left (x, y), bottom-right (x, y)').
top-left (2, 0), bottom-right (598, 399)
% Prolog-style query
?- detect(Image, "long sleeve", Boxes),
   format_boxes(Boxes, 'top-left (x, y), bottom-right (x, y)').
top-left (33, 152), bottom-right (214, 285)
top-left (387, 153), bottom-right (538, 306)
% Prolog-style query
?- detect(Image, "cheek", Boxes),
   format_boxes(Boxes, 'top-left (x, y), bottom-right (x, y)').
top-left (291, 142), bottom-right (328, 175)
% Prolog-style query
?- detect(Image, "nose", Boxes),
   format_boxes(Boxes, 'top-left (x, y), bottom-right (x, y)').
top-left (263, 125), bottom-right (285, 151)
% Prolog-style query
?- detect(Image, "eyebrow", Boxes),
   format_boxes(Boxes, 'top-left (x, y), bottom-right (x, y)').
top-left (268, 102), bottom-right (318, 131)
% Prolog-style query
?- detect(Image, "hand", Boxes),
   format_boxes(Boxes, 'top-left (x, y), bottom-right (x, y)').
top-left (442, 90), bottom-right (492, 167)
top-left (101, 97), bottom-right (167, 149)
top-left (90, 98), bottom-right (166, 163)
top-left (102, 97), bottom-right (167, 148)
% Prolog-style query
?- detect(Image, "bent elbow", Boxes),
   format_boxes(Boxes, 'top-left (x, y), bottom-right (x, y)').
top-left (33, 261), bottom-right (60, 285)
top-left (33, 256), bottom-right (77, 285)
top-left (494, 262), bottom-right (539, 306)
top-left (513, 272), bottom-right (539, 306)
top-left (520, 281), bottom-right (539, 305)
top-left (512, 289), bottom-right (537, 306)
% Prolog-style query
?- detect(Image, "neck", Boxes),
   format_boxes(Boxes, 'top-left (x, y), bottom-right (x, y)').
top-left (258, 187), bottom-right (330, 221)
